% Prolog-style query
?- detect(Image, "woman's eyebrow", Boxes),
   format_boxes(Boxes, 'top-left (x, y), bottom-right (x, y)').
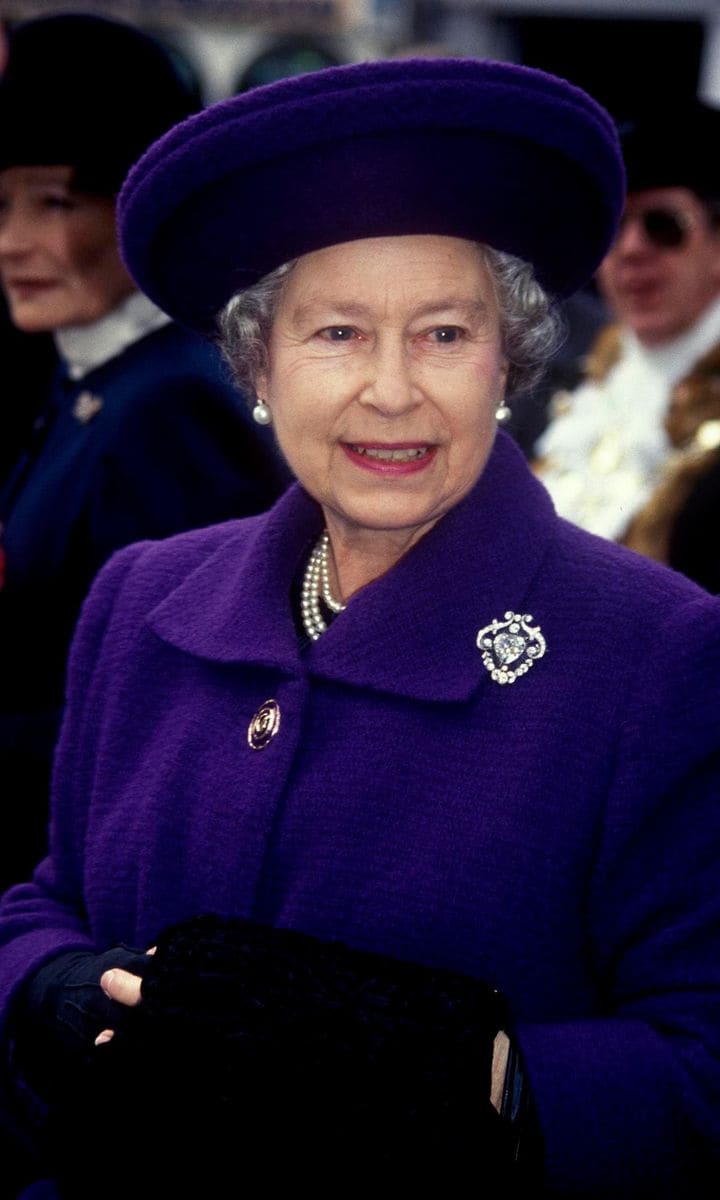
top-left (291, 301), bottom-right (374, 323)
top-left (291, 298), bottom-right (490, 323)
top-left (410, 298), bottom-right (491, 321)
top-left (23, 166), bottom-right (73, 185)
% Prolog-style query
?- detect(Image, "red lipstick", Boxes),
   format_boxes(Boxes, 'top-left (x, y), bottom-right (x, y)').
top-left (341, 442), bottom-right (436, 475)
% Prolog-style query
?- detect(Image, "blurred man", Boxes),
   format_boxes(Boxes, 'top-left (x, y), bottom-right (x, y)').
top-left (534, 101), bottom-right (720, 591)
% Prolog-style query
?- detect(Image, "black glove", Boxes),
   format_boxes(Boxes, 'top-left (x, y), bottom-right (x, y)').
top-left (11, 945), bottom-right (151, 1100)
top-left (6, 945), bottom-right (151, 1196)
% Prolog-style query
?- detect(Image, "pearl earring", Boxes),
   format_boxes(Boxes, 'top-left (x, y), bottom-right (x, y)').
top-left (495, 401), bottom-right (512, 424)
top-left (252, 400), bottom-right (272, 426)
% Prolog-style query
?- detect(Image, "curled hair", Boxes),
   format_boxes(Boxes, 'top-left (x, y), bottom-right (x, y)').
top-left (217, 244), bottom-right (563, 400)
top-left (217, 262), bottom-right (294, 398)
top-left (481, 246), bottom-right (564, 395)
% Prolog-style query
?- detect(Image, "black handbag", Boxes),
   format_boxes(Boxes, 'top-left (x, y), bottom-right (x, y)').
top-left (48, 914), bottom-right (542, 1196)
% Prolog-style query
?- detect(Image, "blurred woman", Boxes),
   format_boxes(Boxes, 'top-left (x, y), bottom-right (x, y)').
top-left (0, 14), bottom-right (289, 890)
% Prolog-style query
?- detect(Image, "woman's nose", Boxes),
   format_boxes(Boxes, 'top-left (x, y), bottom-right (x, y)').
top-left (359, 339), bottom-right (420, 414)
top-left (0, 207), bottom-right (34, 257)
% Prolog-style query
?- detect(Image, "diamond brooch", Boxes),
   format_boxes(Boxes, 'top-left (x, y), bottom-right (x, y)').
top-left (476, 611), bottom-right (547, 685)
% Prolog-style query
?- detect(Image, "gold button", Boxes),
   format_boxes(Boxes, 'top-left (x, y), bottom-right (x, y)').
top-left (247, 699), bottom-right (281, 750)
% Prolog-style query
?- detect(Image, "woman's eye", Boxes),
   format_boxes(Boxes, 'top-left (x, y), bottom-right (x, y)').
top-left (429, 326), bottom-right (464, 344)
top-left (40, 193), bottom-right (74, 210)
top-left (318, 326), bottom-right (356, 342)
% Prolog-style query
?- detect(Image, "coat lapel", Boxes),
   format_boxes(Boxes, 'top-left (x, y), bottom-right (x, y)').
top-left (147, 484), bottom-right (322, 672)
top-left (148, 433), bottom-right (557, 702)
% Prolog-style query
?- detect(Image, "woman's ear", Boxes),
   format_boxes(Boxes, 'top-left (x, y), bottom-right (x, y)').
top-left (499, 357), bottom-right (509, 393)
top-left (254, 372), bottom-right (268, 403)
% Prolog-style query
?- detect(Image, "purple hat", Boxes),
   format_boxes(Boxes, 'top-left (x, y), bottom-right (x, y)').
top-left (118, 57), bottom-right (625, 334)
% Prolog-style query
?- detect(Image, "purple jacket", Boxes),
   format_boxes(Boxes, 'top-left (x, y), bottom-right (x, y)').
top-left (2, 432), bottom-right (720, 1196)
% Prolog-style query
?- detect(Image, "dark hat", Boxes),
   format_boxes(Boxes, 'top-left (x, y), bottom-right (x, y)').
top-left (619, 100), bottom-right (720, 201)
top-left (118, 57), bottom-right (625, 334)
top-left (0, 13), bottom-right (200, 195)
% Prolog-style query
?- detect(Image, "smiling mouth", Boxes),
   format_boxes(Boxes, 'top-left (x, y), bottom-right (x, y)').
top-left (347, 445), bottom-right (431, 461)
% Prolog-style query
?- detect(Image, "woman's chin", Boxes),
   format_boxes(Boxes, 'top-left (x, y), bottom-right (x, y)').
top-left (322, 495), bottom-right (447, 543)
top-left (4, 302), bottom-right (55, 334)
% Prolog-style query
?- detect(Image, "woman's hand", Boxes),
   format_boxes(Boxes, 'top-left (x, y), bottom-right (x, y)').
top-left (95, 947), bottom-right (156, 1044)
top-left (11, 943), bottom-right (157, 1106)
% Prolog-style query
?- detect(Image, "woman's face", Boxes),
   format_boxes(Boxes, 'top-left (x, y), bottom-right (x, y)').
top-left (257, 235), bottom-right (508, 547)
top-left (0, 165), bottom-right (134, 332)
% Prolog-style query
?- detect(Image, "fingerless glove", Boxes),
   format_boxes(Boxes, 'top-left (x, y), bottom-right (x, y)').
top-left (13, 944), bottom-right (151, 1099)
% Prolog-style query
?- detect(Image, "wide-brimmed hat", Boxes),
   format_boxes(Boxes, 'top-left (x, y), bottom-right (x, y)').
top-left (118, 57), bottom-right (625, 334)
top-left (0, 13), bottom-right (200, 196)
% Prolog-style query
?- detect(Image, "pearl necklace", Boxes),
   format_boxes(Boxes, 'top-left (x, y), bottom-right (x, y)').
top-left (301, 530), bottom-right (346, 641)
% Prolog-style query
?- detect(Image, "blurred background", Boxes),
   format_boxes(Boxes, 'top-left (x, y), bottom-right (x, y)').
top-left (0, 0), bottom-right (718, 112)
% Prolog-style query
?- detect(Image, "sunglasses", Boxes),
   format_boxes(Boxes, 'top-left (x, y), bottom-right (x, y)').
top-left (619, 206), bottom-right (694, 249)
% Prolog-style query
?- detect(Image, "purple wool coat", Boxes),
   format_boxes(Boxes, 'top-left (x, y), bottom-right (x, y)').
top-left (2, 432), bottom-right (720, 1196)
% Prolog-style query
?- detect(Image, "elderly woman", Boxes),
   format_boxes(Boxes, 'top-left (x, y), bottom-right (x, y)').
top-left (0, 14), bottom-right (288, 891)
top-left (1, 58), bottom-right (719, 1199)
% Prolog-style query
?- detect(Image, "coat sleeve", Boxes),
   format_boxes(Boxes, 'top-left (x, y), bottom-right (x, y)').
top-left (516, 593), bottom-right (720, 1197)
top-left (0, 544), bottom-right (148, 1038)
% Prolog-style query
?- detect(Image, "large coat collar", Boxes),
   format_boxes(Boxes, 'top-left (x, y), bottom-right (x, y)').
top-left (148, 432), bottom-right (557, 702)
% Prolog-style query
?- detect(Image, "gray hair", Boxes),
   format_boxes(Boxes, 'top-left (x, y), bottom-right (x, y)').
top-left (217, 244), bottom-right (563, 399)
top-left (482, 246), bottom-right (565, 395)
